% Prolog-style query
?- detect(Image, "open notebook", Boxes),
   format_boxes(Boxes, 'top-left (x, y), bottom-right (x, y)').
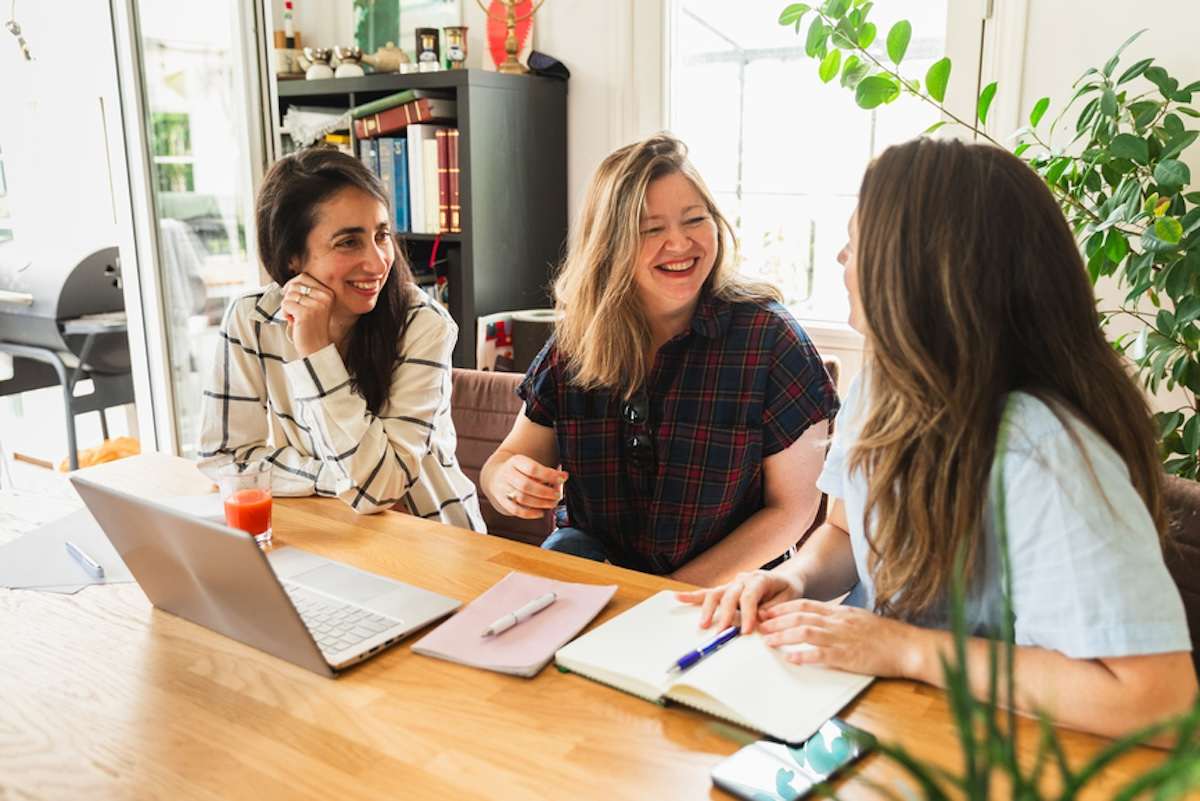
top-left (554, 591), bottom-right (874, 743)
top-left (412, 571), bottom-right (617, 677)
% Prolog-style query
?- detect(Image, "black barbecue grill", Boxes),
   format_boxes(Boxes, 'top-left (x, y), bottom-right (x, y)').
top-left (0, 246), bottom-right (135, 470)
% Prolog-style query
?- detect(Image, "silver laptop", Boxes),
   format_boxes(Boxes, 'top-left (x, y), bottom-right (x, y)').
top-left (70, 475), bottom-right (460, 677)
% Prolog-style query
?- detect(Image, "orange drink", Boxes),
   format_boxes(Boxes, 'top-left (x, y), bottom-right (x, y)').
top-left (216, 462), bottom-right (274, 547)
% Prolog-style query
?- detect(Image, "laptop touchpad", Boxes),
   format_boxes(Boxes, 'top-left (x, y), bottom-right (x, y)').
top-left (293, 563), bottom-right (396, 604)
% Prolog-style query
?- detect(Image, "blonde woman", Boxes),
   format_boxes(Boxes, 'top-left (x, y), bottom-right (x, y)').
top-left (480, 133), bottom-right (837, 585)
top-left (681, 138), bottom-right (1196, 738)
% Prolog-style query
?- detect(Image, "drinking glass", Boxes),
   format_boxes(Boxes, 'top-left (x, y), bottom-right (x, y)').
top-left (216, 461), bottom-right (273, 548)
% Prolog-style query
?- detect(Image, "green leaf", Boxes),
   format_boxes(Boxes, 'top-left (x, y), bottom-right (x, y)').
top-left (886, 20), bottom-right (911, 64)
top-left (1177, 296), bottom-right (1200, 325)
top-left (1157, 410), bottom-right (1186, 439)
top-left (1145, 65), bottom-right (1180, 97)
top-left (1128, 100), bottom-right (1161, 129)
top-left (925, 58), bottom-right (951, 104)
top-left (1100, 88), bottom-right (1118, 117)
top-left (1104, 229), bottom-right (1129, 263)
top-left (855, 75), bottom-right (899, 109)
top-left (1155, 159), bottom-right (1191, 189)
top-left (1181, 107), bottom-right (1200, 118)
top-left (1156, 216), bottom-right (1184, 244)
top-left (1117, 57), bottom-right (1154, 85)
top-left (1076, 96), bottom-right (1101, 133)
top-left (804, 17), bottom-right (829, 57)
top-left (857, 21), bottom-right (876, 49)
top-left (1184, 415), bottom-right (1200, 455)
top-left (924, 120), bottom-right (948, 135)
top-left (1162, 130), bottom-right (1199, 160)
top-left (1045, 157), bottom-right (1071, 186)
top-left (818, 49), bottom-right (842, 83)
top-left (1029, 97), bottom-right (1050, 127)
top-left (778, 3), bottom-right (811, 26)
top-left (977, 81), bottom-right (997, 125)
top-left (1109, 133), bottom-right (1150, 164)
top-left (821, 0), bottom-right (851, 18)
top-left (1014, 142), bottom-right (1032, 158)
top-left (840, 55), bottom-right (870, 88)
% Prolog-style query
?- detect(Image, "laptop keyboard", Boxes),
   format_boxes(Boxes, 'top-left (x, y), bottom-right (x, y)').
top-left (281, 581), bottom-right (401, 658)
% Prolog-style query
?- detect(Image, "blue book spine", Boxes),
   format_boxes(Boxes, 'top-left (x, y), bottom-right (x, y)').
top-left (377, 138), bottom-right (397, 227)
top-left (359, 139), bottom-right (379, 177)
top-left (393, 139), bottom-right (411, 232)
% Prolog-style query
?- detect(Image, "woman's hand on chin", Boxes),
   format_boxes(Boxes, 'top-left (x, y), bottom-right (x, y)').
top-left (281, 274), bottom-right (336, 358)
top-left (758, 599), bottom-right (925, 678)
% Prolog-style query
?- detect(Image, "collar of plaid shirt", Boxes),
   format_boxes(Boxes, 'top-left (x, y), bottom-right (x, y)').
top-left (250, 283), bottom-right (290, 325)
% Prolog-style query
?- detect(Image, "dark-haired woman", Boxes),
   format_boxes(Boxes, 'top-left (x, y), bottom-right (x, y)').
top-left (198, 147), bottom-right (483, 530)
top-left (680, 138), bottom-right (1196, 738)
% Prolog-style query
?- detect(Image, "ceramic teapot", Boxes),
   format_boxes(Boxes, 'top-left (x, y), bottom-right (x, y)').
top-left (361, 41), bottom-right (410, 73)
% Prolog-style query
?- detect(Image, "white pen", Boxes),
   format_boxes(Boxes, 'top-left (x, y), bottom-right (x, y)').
top-left (64, 540), bottom-right (105, 579)
top-left (481, 592), bottom-right (557, 637)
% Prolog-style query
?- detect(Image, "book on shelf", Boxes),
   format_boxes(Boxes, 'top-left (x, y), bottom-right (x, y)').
top-left (422, 135), bottom-right (440, 234)
top-left (554, 591), bottom-right (874, 744)
top-left (448, 129), bottom-right (461, 233)
top-left (435, 129), bottom-right (451, 234)
top-left (405, 125), bottom-right (434, 234)
top-left (358, 139), bottom-right (379, 178)
top-left (350, 89), bottom-right (451, 119)
top-left (354, 98), bottom-right (457, 139)
top-left (377, 137), bottom-right (410, 232)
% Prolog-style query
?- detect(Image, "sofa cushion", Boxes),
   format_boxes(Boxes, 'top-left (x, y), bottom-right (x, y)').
top-left (451, 369), bottom-right (554, 545)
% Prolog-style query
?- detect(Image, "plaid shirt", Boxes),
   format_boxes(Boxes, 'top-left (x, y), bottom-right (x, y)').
top-left (518, 292), bottom-right (838, 574)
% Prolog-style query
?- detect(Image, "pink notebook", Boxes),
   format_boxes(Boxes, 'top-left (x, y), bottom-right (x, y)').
top-left (411, 571), bottom-right (617, 677)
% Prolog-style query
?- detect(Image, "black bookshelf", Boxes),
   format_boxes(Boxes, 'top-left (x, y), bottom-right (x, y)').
top-left (275, 69), bottom-right (567, 367)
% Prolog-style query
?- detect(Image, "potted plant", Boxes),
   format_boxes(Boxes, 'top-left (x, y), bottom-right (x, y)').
top-left (777, 1), bottom-right (1200, 480)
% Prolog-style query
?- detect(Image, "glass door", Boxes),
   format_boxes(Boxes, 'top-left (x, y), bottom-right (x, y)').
top-left (112, 0), bottom-right (268, 456)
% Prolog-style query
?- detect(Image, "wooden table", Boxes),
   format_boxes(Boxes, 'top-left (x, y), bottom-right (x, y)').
top-left (0, 454), bottom-right (1166, 800)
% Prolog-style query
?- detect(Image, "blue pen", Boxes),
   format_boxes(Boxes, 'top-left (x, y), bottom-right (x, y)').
top-left (667, 625), bottom-right (740, 673)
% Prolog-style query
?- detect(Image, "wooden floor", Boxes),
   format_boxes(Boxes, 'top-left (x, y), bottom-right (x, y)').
top-left (0, 454), bottom-right (1171, 800)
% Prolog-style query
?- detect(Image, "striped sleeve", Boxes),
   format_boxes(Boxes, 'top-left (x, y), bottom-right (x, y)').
top-left (197, 295), bottom-right (330, 496)
top-left (283, 301), bottom-right (458, 514)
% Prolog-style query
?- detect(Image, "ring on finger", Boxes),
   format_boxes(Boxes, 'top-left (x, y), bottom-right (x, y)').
top-left (505, 490), bottom-right (518, 502)
top-left (299, 284), bottom-right (311, 297)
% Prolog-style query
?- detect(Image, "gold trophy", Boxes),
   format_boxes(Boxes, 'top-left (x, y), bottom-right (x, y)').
top-left (475, 0), bottom-right (546, 75)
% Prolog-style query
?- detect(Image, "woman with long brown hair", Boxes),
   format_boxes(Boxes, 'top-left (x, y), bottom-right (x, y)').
top-left (198, 147), bottom-right (483, 529)
top-left (480, 133), bottom-right (838, 583)
top-left (680, 137), bottom-right (1196, 736)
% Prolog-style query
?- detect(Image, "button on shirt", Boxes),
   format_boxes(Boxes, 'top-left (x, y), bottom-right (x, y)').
top-left (818, 374), bottom-right (1190, 658)
top-left (519, 293), bottom-right (839, 574)
top-left (198, 283), bottom-right (484, 531)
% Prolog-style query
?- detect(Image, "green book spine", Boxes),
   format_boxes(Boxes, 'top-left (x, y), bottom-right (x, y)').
top-left (351, 90), bottom-right (421, 119)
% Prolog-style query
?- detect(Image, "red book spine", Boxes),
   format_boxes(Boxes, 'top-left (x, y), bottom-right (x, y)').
top-left (355, 98), bottom-right (442, 139)
top-left (436, 129), bottom-right (451, 233)
top-left (449, 129), bottom-right (461, 233)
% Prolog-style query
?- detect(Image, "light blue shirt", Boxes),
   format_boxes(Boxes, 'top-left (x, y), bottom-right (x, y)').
top-left (817, 374), bottom-right (1191, 659)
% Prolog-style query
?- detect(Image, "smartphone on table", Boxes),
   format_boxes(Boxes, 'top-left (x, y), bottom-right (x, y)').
top-left (710, 718), bottom-right (874, 801)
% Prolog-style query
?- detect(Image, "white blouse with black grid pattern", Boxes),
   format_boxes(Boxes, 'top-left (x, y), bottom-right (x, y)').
top-left (198, 282), bottom-right (485, 531)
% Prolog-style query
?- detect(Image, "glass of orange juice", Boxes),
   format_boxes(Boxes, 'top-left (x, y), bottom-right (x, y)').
top-left (216, 461), bottom-right (273, 548)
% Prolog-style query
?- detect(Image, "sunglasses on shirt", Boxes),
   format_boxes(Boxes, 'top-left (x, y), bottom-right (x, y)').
top-left (621, 392), bottom-right (656, 470)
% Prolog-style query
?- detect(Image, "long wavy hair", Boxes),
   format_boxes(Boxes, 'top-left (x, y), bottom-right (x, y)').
top-left (552, 132), bottom-right (780, 397)
top-left (849, 137), bottom-right (1165, 621)
top-left (255, 147), bottom-right (414, 415)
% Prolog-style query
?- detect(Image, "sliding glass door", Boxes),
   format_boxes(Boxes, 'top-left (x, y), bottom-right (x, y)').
top-left (110, 0), bottom-right (268, 455)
